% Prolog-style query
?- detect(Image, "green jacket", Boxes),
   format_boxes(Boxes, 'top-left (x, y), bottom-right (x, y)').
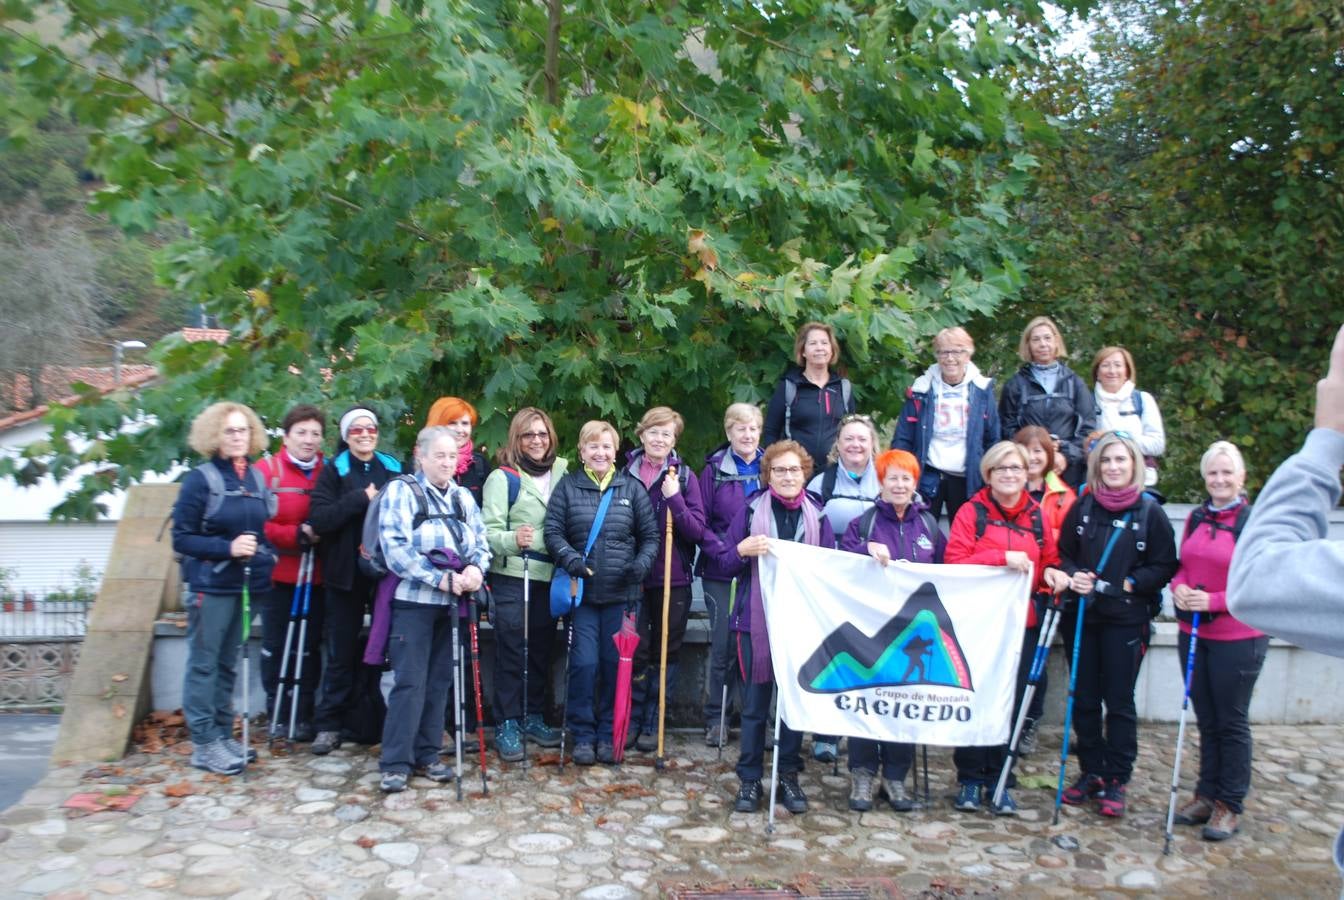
top-left (481, 457), bottom-right (570, 581)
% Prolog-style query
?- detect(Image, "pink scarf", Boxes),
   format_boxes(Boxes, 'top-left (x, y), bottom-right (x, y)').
top-left (745, 488), bottom-right (820, 683)
top-left (1093, 484), bottom-right (1140, 512)
top-left (455, 438), bottom-right (474, 478)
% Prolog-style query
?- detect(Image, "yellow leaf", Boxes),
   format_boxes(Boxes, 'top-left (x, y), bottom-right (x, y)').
top-left (247, 288), bottom-right (271, 308)
top-left (540, 217), bottom-right (560, 232)
top-left (692, 267), bottom-right (714, 295)
top-left (736, 271), bottom-right (757, 284)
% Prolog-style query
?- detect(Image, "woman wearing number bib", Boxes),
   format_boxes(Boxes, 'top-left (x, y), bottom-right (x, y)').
top-left (944, 441), bottom-right (1069, 815)
top-left (1057, 432), bottom-right (1178, 818)
top-left (838, 449), bottom-right (946, 812)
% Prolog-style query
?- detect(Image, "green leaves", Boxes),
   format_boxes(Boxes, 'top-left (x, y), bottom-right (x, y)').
top-left (5, 0), bottom-right (1070, 516)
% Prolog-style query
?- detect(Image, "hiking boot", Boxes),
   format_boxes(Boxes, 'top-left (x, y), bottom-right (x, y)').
top-left (522, 713), bottom-right (561, 748)
top-left (291, 721), bottom-right (316, 743)
top-left (414, 762), bottom-right (455, 783)
top-left (779, 774), bottom-right (809, 814)
top-left (1062, 772), bottom-right (1105, 806)
top-left (1174, 794), bottom-right (1214, 826)
top-left (571, 742), bottom-right (596, 766)
top-left (635, 731), bottom-right (658, 753)
top-left (223, 737), bottom-right (257, 764)
top-left (990, 787), bottom-right (1019, 817)
top-left (734, 780), bottom-right (763, 813)
top-left (1018, 718), bottom-right (1040, 756)
top-left (848, 769), bottom-right (877, 812)
top-left (311, 731), bottom-right (342, 755)
top-left (812, 740), bottom-right (838, 763)
top-left (191, 739), bottom-right (244, 776)
top-left (495, 719), bottom-right (525, 763)
top-left (380, 772), bottom-right (408, 793)
top-left (1098, 779), bottom-right (1127, 817)
top-left (954, 781), bottom-right (983, 812)
top-left (884, 778), bottom-right (916, 812)
top-left (596, 742), bottom-right (617, 764)
top-left (705, 723), bottom-right (727, 747)
top-left (1202, 800), bottom-right (1239, 841)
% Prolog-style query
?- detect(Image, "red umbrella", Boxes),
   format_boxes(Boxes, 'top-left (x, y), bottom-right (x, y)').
top-left (610, 612), bottom-right (641, 763)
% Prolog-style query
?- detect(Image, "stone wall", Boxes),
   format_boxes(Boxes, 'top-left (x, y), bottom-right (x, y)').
top-left (0, 637), bottom-right (81, 708)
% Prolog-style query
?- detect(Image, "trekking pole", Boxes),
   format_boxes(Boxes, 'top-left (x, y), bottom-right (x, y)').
top-left (922, 744), bottom-right (930, 809)
top-left (468, 592), bottom-right (488, 795)
top-left (655, 492), bottom-right (674, 771)
top-left (766, 700), bottom-right (783, 835)
top-left (269, 552), bottom-right (307, 747)
top-left (717, 578), bottom-right (736, 761)
top-left (287, 549), bottom-right (315, 741)
top-left (240, 550), bottom-right (253, 778)
top-left (1164, 608), bottom-right (1202, 855)
top-left (450, 576), bottom-right (465, 801)
top-left (1052, 594), bottom-right (1086, 825)
top-left (558, 591), bottom-right (576, 772)
top-left (993, 593), bottom-right (1065, 808)
top-left (521, 554), bottom-right (531, 767)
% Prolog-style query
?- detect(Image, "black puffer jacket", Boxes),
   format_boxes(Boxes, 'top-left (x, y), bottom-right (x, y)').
top-left (998, 363), bottom-right (1097, 486)
top-left (543, 469), bottom-right (658, 607)
top-left (1058, 492), bottom-right (1178, 626)
top-left (762, 366), bottom-right (855, 470)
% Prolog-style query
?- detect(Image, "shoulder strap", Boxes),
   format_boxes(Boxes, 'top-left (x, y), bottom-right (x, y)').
top-left (499, 466), bottom-right (522, 508)
top-left (975, 498), bottom-right (1043, 549)
top-left (1132, 389), bottom-right (1143, 417)
top-left (783, 379), bottom-right (797, 439)
top-left (1029, 505), bottom-right (1044, 549)
top-left (583, 488), bottom-right (616, 558)
top-left (1182, 505), bottom-right (1206, 543)
top-left (841, 378), bottom-right (853, 412)
top-left (199, 463), bottom-right (225, 528)
top-left (821, 465), bottom-right (838, 504)
top-left (858, 506), bottom-right (879, 542)
top-left (974, 500), bottom-right (988, 540)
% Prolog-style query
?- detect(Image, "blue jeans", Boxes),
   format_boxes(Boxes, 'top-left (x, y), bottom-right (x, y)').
top-left (701, 578), bottom-right (742, 727)
top-left (736, 631), bottom-right (803, 782)
top-left (380, 601), bottom-right (455, 774)
top-left (565, 603), bottom-right (624, 745)
top-left (184, 589), bottom-right (243, 743)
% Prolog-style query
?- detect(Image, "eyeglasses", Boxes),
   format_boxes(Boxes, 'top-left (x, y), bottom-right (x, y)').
top-left (520, 430), bottom-right (550, 441)
top-left (222, 427), bottom-right (250, 437)
top-left (347, 426), bottom-right (378, 437)
top-left (935, 349), bottom-right (969, 359)
top-left (839, 414), bottom-right (873, 426)
top-left (1110, 430), bottom-right (1134, 440)
top-left (642, 428), bottom-right (677, 440)
top-left (770, 466), bottom-right (804, 476)
top-left (992, 464), bottom-right (1026, 474)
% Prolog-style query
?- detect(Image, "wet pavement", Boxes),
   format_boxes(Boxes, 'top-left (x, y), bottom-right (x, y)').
top-left (1, 720), bottom-right (1340, 898)
top-left (0, 714), bottom-right (60, 813)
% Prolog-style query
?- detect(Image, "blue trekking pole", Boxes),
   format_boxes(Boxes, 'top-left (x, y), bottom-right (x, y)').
top-left (1052, 513), bottom-right (1132, 825)
top-left (993, 591), bottom-right (1065, 808)
top-left (270, 550), bottom-right (311, 744)
top-left (286, 550), bottom-right (316, 741)
top-left (1164, 605), bottom-right (1202, 855)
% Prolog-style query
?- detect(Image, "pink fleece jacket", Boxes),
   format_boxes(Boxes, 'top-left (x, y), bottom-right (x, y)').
top-left (1171, 503), bottom-right (1265, 641)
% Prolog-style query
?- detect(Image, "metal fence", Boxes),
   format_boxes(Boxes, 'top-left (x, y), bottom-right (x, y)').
top-left (0, 599), bottom-right (91, 638)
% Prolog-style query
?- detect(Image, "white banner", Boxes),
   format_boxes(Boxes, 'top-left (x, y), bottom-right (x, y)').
top-left (758, 539), bottom-right (1030, 746)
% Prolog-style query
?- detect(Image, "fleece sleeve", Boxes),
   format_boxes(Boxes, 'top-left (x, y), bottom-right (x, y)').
top-left (1227, 428), bottom-right (1344, 656)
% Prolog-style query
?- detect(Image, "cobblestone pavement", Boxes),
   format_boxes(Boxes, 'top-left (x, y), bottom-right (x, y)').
top-left (1, 722), bottom-right (1340, 898)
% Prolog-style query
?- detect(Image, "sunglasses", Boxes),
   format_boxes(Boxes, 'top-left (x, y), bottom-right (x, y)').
top-left (347, 425), bottom-right (378, 437)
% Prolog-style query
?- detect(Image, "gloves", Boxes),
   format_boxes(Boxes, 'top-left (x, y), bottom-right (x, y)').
top-left (565, 558), bottom-right (589, 579)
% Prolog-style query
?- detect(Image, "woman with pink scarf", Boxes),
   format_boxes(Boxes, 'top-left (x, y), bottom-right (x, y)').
top-left (426, 397), bottom-right (492, 509)
top-left (706, 439), bottom-right (835, 817)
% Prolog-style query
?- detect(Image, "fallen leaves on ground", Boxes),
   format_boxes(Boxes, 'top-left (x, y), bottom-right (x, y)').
top-left (163, 782), bottom-right (196, 798)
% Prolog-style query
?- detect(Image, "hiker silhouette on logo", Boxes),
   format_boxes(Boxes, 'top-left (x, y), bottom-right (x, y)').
top-left (900, 634), bottom-right (934, 682)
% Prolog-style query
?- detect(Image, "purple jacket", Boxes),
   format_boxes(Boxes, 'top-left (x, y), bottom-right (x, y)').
top-left (838, 498), bottom-right (946, 564)
top-left (623, 449), bottom-right (707, 590)
top-left (695, 444), bottom-right (764, 581)
top-left (704, 492), bottom-right (835, 635)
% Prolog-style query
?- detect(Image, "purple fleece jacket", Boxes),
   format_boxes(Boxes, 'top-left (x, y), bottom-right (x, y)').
top-left (838, 498), bottom-right (947, 564)
top-left (695, 444), bottom-right (764, 581)
top-left (623, 449), bottom-right (707, 590)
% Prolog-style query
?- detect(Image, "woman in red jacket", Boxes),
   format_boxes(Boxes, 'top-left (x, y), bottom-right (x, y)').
top-left (257, 404), bottom-right (326, 742)
top-left (944, 441), bottom-right (1069, 815)
top-left (1168, 441), bottom-right (1266, 842)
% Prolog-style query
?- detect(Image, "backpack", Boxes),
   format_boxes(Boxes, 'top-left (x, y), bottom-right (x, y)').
top-left (1182, 503), bottom-right (1250, 543)
top-left (1073, 491), bottom-right (1150, 556)
top-left (818, 462), bottom-right (880, 507)
top-left (973, 498), bottom-right (1045, 550)
top-left (358, 475), bottom-right (467, 579)
top-left (856, 505), bottom-right (939, 553)
top-left (783, 376), bottom-right (853, 442)
top-left (158, 461), bottom-right (277, 555)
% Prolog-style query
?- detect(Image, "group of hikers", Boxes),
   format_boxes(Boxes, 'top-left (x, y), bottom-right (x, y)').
top-left (171, 315), bottom-right (1266, 844)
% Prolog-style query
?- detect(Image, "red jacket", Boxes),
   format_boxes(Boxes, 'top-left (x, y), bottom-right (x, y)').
top-left (1035, 471), bottom-right (1077, 550)
top-left (945, 487), bottom-right (1061, 627)
top-left (257, 451), bottom-right (325, 585)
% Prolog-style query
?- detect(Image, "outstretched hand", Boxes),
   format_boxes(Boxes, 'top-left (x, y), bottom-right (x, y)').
top-left (1317, 323), bottom-right (1344, 434)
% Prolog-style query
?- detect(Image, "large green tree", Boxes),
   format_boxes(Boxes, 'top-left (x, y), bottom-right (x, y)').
top-left (2, 0), bottom-right (1077, 517)
top-left (987, 0), bottom-right (1343, 499)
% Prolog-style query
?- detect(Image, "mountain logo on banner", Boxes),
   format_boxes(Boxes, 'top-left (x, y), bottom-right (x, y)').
top-left (797, 581), bottom-right (974, 693)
